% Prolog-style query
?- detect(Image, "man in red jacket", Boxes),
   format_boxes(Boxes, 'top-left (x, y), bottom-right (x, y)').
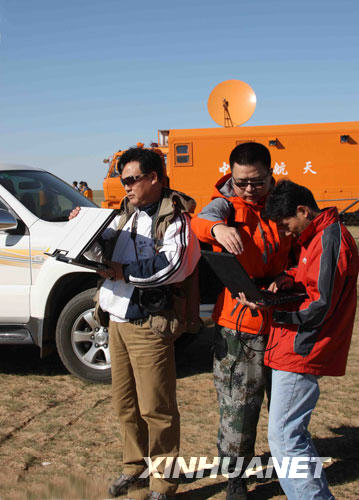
top-left (240, 180), bottom-right (359, 500)
top-left (192, 143), bottom-right (291, 500)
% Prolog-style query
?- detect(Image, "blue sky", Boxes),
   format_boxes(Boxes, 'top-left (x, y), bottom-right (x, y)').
top-left (1, 0), bottom-right (358, 188)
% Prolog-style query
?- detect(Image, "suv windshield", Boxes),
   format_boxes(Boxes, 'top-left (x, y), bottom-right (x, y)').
top-left (0, 170), bottom-right (96, 222)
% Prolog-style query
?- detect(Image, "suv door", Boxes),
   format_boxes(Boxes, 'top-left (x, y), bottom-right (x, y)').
top-left (0, 198), bottom-right (31, 322)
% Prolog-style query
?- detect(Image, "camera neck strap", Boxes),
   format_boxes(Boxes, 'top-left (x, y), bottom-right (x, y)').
top-left (130, 212), bottom-right (140, 262)
top-left (130, 201), bottom-right (162, 263)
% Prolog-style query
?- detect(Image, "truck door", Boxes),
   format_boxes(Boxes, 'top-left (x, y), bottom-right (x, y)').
top-left (0, 198), bottom-right (31, 322)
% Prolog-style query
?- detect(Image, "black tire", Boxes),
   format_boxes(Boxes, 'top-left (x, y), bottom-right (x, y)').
top-left (56, 288), bottom-right (112, 383)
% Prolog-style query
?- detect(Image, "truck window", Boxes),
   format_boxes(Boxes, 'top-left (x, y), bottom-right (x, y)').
top-left (0, 170), bottom-right (96, 222)
top-left (174, 143), bottom-right (193, 166)
top-left (110, 158), bottom-right (121, 177)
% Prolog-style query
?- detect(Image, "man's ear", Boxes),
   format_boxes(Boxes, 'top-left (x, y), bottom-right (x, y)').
top-left (149, 171), bottom-right (158, 184)
top-left (296, 205), bottom-right (311, 218)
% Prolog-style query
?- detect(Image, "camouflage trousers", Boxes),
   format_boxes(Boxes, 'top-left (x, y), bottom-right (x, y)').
top-left (213, 324), bottom-right (271, 467)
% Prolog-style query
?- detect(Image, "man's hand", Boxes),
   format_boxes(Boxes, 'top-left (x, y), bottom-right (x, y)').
top-left (97, 261), bottom-right (123, 281)
top-left (212, 224), bottom-right (244, 255)
top-left (69, 206), bottom-right (81, 220)
top-left (267, 274), bottom-right (294, 293)
top-left (237, 292), bottom-right (269, 310)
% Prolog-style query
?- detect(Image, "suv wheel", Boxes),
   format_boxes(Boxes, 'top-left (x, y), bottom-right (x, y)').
top-left (56, 288), bottom-right (111, 383)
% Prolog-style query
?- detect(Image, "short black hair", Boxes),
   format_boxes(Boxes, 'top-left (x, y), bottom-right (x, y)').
top-left (264, 180), bottom-right (319, 221)
top-left (73, 181), bottom-right (78, 185)
top-left (229, 142), bottom-right (271, 171)
top-left (119, 147), bottom-right (164, 180)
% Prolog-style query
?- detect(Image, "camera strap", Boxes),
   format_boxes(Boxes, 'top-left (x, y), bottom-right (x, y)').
top-left (129, 204), bottom-right (171, 315)
top-left (130, 200), bottom-right (163, 263)
top-left (130, 212), bottom-right (140, 262)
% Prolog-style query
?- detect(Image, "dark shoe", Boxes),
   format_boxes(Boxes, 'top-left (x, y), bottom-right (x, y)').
top-left (226, 477), bottom-right (248, 500)
top-left (148, 492), bottom-right (169, 500)
top-left (108, 473), bottom-right (142, 497)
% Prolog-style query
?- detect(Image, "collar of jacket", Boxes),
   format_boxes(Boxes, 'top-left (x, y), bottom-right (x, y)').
top-left (119, 187), bottom-right (196, 219)
top-left (298, 206), bottom-right (339, 246)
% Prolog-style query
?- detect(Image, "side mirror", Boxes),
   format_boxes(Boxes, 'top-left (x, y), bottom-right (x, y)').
top-left (0, 209), bottom-right (18, 231)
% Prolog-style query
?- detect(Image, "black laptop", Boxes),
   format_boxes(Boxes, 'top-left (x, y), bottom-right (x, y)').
top-left (201, 250), bottom-right (307, 306)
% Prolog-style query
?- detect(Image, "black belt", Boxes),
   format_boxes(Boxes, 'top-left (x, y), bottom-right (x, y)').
top-left (128, 317), bottom-right (149, 326)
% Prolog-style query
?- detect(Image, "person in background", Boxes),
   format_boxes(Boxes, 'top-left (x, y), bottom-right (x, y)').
top-left (239, 179), bottom-right (359, 500)
top-left (191, 142), bottom-right (292, 500)
top-left (72, 181), bottom-right (80, 191)
top-left (79, 181), bottom-right (93, 201)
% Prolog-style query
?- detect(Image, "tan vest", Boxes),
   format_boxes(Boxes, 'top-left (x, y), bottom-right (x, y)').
top-left (95, 188), bottom-right (201, 337)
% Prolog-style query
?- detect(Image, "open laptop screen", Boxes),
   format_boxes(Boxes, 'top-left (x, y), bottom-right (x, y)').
top-left (201, 250), bottom-right (307, 306)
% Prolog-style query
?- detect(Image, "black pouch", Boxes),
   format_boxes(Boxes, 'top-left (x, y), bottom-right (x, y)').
top-left (137, 286), bottom-right (172, 314)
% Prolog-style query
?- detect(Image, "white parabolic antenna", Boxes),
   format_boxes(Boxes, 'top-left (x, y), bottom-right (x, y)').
top-left (207, 80), bottom-right (257, 127)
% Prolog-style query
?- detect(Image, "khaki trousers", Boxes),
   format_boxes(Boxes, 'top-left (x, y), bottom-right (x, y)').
top-left (109, 319), bottom-right (180, 495)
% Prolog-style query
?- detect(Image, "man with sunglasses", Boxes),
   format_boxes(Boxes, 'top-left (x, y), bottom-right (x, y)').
top-left (84, 147), bottom-right (201, 500)
top-left (192, 142), bottom-right (291, 499)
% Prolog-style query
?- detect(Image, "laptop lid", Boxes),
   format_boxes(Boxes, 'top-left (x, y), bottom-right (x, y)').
top-left (47, 207), bottom-right (117, 269)
top-left (201, 250), bottom-right (307, 305)
top-left (201, 250), bottom-right (265, 302)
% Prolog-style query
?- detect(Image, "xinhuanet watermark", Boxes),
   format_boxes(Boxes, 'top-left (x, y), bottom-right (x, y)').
top-left (139, 456), bottom-right (331, 479)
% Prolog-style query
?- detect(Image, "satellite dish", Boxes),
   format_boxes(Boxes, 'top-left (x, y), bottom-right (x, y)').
top-left (207, 80), bottom-right (256, 127)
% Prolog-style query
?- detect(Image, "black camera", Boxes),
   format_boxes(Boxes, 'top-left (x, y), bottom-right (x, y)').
top-left (138, 286), bottom-right (172, 314)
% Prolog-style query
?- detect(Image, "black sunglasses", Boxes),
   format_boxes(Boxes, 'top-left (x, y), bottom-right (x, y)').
top-left (232, 174), bottom-right (269, 189)
top-left (120, 173), bottom-right (148, 187)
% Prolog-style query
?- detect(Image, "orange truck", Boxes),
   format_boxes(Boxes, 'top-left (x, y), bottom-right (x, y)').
top-left (102, 121), bottom-right (359, 215)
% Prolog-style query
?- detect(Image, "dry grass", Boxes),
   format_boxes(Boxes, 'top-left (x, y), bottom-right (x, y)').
top-left (0, 311), bottom-right (359, 500)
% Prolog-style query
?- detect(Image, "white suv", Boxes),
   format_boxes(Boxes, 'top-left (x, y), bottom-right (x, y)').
top-left (0, 163), bottom-right (111, 383)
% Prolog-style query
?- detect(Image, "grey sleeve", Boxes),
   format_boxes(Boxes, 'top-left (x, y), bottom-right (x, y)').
top-left (197, 198), bottom-right (233, 222)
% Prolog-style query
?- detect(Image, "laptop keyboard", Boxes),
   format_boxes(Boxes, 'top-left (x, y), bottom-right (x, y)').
top-left (260, 290), bottom-right (305, 305)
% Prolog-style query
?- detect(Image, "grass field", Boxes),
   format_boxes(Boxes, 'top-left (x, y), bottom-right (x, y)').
top-left (1, 193), bottom-right (358, 499)
top-left (0, 308), bottom-right (359, 500)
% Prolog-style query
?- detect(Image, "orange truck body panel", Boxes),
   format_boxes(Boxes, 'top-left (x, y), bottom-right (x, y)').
top-left (102, 121), bottom-right (359, 213)
top-left (102, 151), bottom-right (126, 209)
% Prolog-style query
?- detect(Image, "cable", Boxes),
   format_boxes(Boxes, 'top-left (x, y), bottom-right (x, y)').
top-left (232, 303), bottom-right (278, 356)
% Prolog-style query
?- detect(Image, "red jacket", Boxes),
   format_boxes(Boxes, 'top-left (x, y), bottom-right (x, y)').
top-left (265, 207), bottom-right (359, 376)
top-left (191, 174), bottom-right (291, 334)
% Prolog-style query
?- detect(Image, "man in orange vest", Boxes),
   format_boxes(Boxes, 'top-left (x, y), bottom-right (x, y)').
top-left (79, 181), bottom-right (93, 201)
top-left (192, 142), bottom-right (291, 499)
